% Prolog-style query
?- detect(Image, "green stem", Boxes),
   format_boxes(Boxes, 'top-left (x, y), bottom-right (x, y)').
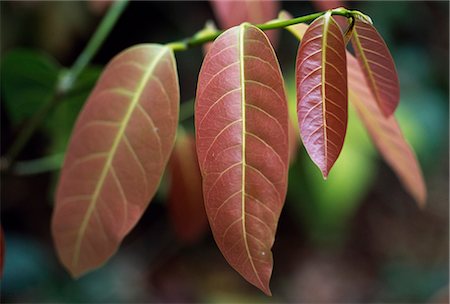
top-left (2, 5), bottom-right (369, 172)
top-left (61, 0), bottom-right (128, 91)
top-left (168, 7), bottom-right (361, 52)
top-left (1, 0), bottom-right (128, 171)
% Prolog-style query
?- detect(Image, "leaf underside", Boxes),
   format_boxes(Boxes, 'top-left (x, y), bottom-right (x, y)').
top-left (195, 24), bottom-right (289, 295)
top-left (296, 13), bottom-right (348, 178)
top-left (52, 44), bottom-right (179, 277)
top-left (351, 19), bottom-right (400, 116)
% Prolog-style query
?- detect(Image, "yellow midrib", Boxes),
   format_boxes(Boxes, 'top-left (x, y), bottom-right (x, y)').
top-left (238, 24), bottom-right (264, 289)
top-left (321, 14), bottom-right (330, 173)
top-left (72, 47), bottom-right (168, 268)
top-left (352, 27), bottom-right (383, 109)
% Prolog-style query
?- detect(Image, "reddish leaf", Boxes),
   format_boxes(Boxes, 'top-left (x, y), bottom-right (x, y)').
top-left (351, 19), bottom-right (400, 116)
top-left (167, 131), bottom-right (208, 244)
top-left (310, 0), bottom-right (348, 31)
top-left (209, 0), bottom-right (279, 44)
top-left (347, 54), bottom-right (426, 206)
top-left (296, 12), bottom-right (348, 178)
top-left (284, 12), bottom-right (426, 205)
top-left (311, 0), bottom-right (345, 11)
top-left (89, 0), bottom-right (113, 14)
top-left (52, 44), bottom-right (179, 277)
top-left (195, 24), bottom-right (289, 295)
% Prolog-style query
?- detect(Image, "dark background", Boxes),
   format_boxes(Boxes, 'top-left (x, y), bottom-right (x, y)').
top-left (1, 1), bottom-right (449, 303)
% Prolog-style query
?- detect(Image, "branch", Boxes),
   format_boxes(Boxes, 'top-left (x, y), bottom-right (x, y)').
top-left (2, 5), bottom-right (370, 172)
top-left (167, 7), bottom-right (368, 52)
top-left (1, 0), bottom-right (129, 171)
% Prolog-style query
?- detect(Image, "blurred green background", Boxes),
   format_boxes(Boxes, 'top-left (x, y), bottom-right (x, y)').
top-left (1, 1), bottom-right (448, 303)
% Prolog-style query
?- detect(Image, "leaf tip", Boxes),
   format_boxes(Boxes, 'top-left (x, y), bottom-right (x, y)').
top-left (379, 103), bottom-right (397, 118)
top-left (256, 279), bottom-right (272, 296)
top-left (263, 287), bottom-right (273, 297)
top-left (415, 188), bottom-right (427, 210)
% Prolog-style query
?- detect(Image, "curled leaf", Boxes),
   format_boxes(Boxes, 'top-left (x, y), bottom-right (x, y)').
top-left (296, 12), bottom-right (348, 178)
top-left (351, 19), bottom-right (400, 116)
top-left (195, 24), bottom-right (289, 295)
top-left (52, 44), bottom-right (179, 277)
top-left (167, 130), bottom-right (208, 244)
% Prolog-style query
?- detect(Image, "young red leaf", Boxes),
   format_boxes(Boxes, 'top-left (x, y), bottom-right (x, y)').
top-left (52, 44), bottom-right (179, 277)
top-left (167, 130), bottom-right (208, 244)
top-left (351, 19), bottom-right (400, 116)
top-left (195, 24), bottom-right (289, 295)
top-left (209, 0), bottom-right (279, 44)
top-left (311, 0), bottom-right (345, 11)
top-left (296, 12), bottom-right (348, 178)
top-left (284, 12), bottom-right (426, 205)
top-left (310, 0), bottom-right (348, 31)
top-left (347, 54), bottom-right (426, 206)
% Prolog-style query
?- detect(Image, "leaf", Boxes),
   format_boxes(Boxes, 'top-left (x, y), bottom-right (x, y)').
top-left (1, 49), bottom-right (59, 125)
top-left (310, 0), bottom-right (349, 31)
top-left (209, 0), bottom-right (279, 45)
top-left (0, 48), bottom-right (102, 156)
top-left (311, 0), bottom-right (345, 11)
top-left (52, 44), bottom-right (179, 277)
top-left (347, 53), bottom-right (426, 206)
top-left (48, 66), bottom-right (103, 154)
top-left (351, 19), bottom-right (400, 116)
top-left (296, 12), bottom-right (348, 178)
top-left (283, 11), bottom-right (426, 206)
top-left (167, 130), bottom-right (208, 244)
top-left (195, 24), bottom-right (289, 295)
top-left (289, 106), bottom-right (377, 245)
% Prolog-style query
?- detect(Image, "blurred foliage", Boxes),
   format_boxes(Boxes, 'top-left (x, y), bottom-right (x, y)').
top-left (0, 1), bottom-right (448, 303)
top-left (1, 48), bottom-right (101, 159)
top-left (1, 50), bottom-right (59, 125)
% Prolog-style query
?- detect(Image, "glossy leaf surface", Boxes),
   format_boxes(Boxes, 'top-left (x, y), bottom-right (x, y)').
top-left (285, 14), bottom-right (426, 206)
top-left (351, 19), bottom-right (400, 116)
top-left (168, 131), bottom-right (208, 244)
top-left (52, 44), bottom-right (179, 277)
top-left (296, 13), bottom-right (348, 178)
top-left (195, 24), bottom-right (289, 295)
top-left (347, 54), bottom-right (426, 206)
